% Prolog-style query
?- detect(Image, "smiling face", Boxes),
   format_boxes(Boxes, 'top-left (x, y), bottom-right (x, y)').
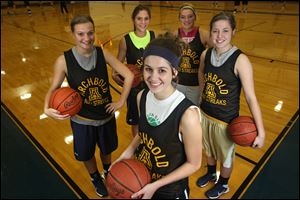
top-left (133, 10), bottom-right (150, 33)
top-left (179, 8), bottom-right (196, 31)
top-left (211, 19), bottom-right (236, 52)
top-left (72, 22), bottom-right (95, 52)
top-left (143, 55), bottom-right (177, 99)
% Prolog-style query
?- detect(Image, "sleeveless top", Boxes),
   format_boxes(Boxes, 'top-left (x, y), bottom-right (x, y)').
top-left (145, 90), bottom-right (185, 126)
top-left (134, 88), bottom-right (193, 194)
top-left (125, 30), bottom-right (155, 66)
top-left (64, 46), bottom-right (113, 120)
top-left (125, 30), bottom-right (155, 90)
top-left (200, 47), bottom-right (242, 123)
top-left (178, 27), bottom-right (206, 86)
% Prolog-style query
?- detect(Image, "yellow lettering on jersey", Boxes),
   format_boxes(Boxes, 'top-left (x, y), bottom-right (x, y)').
top-left (204, 73), bottom-right (228, 94)
top-left (182, 49), bottom-right (200, 65)
top-left (136, 59), bottom-right (143, 67)
top-left (139, 132), bottom-right (169, 168)
top-left (152, 173), bottom-right (164, 180)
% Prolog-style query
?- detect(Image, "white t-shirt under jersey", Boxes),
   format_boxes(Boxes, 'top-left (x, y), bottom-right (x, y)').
top-left (146, 90), bottom-right (185, 127)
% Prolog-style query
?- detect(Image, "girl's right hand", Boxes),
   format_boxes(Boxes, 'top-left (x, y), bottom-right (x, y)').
top-left (44, 108), bottom-right (70, 120)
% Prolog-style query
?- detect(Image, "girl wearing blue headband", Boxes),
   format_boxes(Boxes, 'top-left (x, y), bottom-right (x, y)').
top-left (112, 32), bottom-right (203, 199)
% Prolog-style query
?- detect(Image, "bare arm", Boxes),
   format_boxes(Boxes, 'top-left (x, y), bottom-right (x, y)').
top-left (117, 37), bottom-right (127, 62)
top-left (132, 106), bottom-right (202, 199)
top-left (103, 48), bottom-right (134, 113)
top-left (198, 49), bottom-right (207, 105)
top-left (235, 54), bottom-right (265, 148)
top-left (112, 37), bottom-right (127, 85)
top-left (44, 55), bottom-right (69, 120)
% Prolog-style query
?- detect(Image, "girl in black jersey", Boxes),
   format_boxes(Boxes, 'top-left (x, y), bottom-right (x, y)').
top-left (111, 33), bottom-right (202, 199)
top-left (196, 12), bottom-right (265, 199)
top-left (176, 3), bottom-right (212, 106)
top-left (112, 4), bottom-right (155, 137)
top-left (43, 15), bottom-right (133, 197)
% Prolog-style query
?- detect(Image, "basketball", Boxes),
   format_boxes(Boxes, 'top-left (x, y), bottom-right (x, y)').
top-left (115, 64), bottom-right (142, 88)
top-left (106, 159), bottom-right (151, 199)
top-left (227, 116), bottom-right (257, 146)
top-left (49, 87), bottom-right (82, 116)
top-left (127, 64), bottom-right (142, 88)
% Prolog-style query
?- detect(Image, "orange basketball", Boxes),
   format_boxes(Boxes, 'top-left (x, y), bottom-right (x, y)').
top-left (49, 87), bottom-right (82, 116)
top-left (115, 64), bottom-right (142, 88)
top-left (127, 64), bottom-right (142, 88)
top-left (106, 159), bottom-right (151, 199)
top-left (227, 116), bottom-right (257, 146)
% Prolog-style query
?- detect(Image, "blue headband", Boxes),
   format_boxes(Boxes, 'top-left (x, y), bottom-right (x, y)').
top-left (143, 45), bottom-right (181, 69)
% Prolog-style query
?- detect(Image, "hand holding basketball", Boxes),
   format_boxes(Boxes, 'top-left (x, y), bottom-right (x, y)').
top-left (106, 159), bottom-right (151, 199)
top-left (49, 87), bottom-right (82, 116)
top-left (227, 116), bottom-right (257, 147)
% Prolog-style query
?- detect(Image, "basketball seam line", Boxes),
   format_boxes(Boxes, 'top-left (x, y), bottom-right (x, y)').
top-left (121, 160), bottom-right (143, 189)
top-left (57, 90), bottom-right (77, 111)
top-left (108, 173), bottom-right (135, 194)
top-left (50, 90), bottom-right (59, 109)
top-left (61, 96), bottom-right (82, 114)
top-left (230, 130), bottom-right (257, 136)
top-left (228, 121), bottom-right (255, 126)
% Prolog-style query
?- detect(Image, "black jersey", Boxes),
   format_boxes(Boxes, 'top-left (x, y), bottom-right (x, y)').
top-left (125, 31), bottom-right (155, 91)
top-left (64, 47), bottom-right (112, 120)
top-left (178, 28), bottom-right (206, 86)
top-left (134, 88), bottom-right (193, 194)
top-left (124, 30), bottom-right (155, 66)
top-left (200, 48), bottom-right (242, 123)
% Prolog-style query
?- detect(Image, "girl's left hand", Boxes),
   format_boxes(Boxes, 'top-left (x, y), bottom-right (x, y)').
top-left (131, 183), bottom-right (157, 199)
top-left (105, 101), bottom-right (123, 114)
top-left (252, 135), bottom-right (265, 148)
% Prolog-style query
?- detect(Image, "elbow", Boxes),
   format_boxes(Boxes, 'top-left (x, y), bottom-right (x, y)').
top-left (190, 159), bottom-right (202, 173)
top-left (195, 160), bottom-right (202, 171)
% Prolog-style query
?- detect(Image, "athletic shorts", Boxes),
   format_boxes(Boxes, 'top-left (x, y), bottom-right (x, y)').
top-left (152, 186), bottom-right (189, 199)
top-left (201, 110), bottom-right (235, 168)
top-left (70, 117), bottom-right (118, 161)
top-left (176, 84), bottom-right (201, 106)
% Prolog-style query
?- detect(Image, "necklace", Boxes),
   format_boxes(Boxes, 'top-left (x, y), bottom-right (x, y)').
top-left (215, 46), bottom-right (233, 63)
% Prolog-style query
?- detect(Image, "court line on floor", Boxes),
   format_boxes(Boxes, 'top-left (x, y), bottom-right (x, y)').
top-left (3, 17), bottom-right (297, 65)
top-left (1, 102), bottom-right (88, 199)
top-left (232, 110), bottom-right (299, 198)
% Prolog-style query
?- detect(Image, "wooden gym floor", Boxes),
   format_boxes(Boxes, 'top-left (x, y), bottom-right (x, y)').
top-left (1, 1), bottom-right (299, 199)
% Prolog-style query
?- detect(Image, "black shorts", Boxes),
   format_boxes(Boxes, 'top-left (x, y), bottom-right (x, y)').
top-left (70, 117), bottom-right (118, 161)
top-left (126, 83), bottom-right (145, 125)
top-left (152, 186), bottom-right (189, 199)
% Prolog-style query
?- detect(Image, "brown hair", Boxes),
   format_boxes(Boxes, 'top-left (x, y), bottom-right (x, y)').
top-left (210, 11), bottom-right (236, 32)
top-left (131, 4), bottom-right (151, 31)
top-left (70, 15), bottom-right (95, 32)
